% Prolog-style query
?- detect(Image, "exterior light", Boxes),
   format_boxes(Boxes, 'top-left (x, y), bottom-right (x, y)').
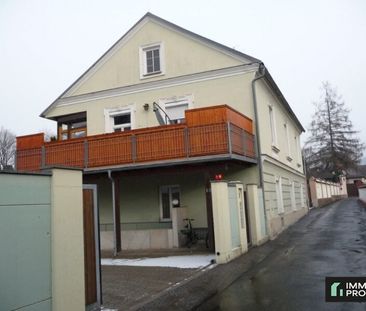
top-left (214, 174), bottom-right (223, 180)
top-left (143, 103), bottom-right (149, 111)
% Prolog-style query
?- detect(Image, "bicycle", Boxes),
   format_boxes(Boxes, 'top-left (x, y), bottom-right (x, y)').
top-left (180, 218), bottom-right (199, 248)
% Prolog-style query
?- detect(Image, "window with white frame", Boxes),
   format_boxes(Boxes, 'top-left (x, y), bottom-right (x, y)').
top-left (112, 112), bottom-right (131, 132)
top-left (140, 43), bottom-right (164, 78)
top-left (159, 95), bottom-right (192, 124)
top-left (284, 123), bottom-right (292, 160)
top-left (300, 183), bottom-right (305, 207)
top-left (269, 105), bottom-right (278, 147)
top-left (160, 185), bottom-right (181, 220)
top-left (291, 181), bottom-right (296, 211)
top-left (276, 177), bottom-right (284, 214)
top-left (165, 100), bottom-right (189, 124)
top-left (105, 107), bottom-right (134, 133)
top-left (295, 135), bottom-right (302, 165)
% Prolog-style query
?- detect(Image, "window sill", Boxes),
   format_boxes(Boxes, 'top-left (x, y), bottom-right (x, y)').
top-left (141, 71), bottom-right (164, 79)
top-left (159, 219), bottom-right (172, 222)
top-left (271, 145), bottom-right (280, 153)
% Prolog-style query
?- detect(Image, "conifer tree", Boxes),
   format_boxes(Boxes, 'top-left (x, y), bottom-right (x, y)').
top-left (304, 82), bottom-right (364, 180)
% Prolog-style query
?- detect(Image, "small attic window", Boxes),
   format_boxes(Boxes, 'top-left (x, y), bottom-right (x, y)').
top-left (139, 43), bottom-right (165, 79)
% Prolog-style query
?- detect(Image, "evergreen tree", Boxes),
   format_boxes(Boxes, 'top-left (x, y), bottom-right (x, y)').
top-left (304, 82), bottom-right (364, 180)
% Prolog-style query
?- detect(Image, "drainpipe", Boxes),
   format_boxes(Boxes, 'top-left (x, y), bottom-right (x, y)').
top-left (251, 63), bottom-right (269, 237)
top-left (108, 170), bottom-right (118, 257)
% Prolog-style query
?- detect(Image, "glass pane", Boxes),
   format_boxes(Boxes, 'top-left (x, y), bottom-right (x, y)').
top-left (114, 114), bottom-right (131, 125)
top-left (71, 130), bottom-right (86, 138)
top-left (166, 104), bottom-right (188, 121)
top-left (71, 121), bottom-right (86, 129)
top-left (154, 54), bottom-right (160, 72)
top-left (146, 50), bottom-right (153, 73)
top-left (161, 190), bottom-right (170, 219)
top-left (153, 49), bottom-right (160, 71)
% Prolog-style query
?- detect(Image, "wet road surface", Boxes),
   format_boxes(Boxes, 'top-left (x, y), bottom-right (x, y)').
top-left (198, 198), bottom-right (366, 311)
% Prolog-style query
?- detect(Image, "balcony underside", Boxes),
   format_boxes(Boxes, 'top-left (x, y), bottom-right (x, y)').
top-left (81, 153), bottom-right (257, 174)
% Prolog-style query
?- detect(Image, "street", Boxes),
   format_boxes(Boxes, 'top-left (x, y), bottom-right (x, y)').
top-left (198, 198), bottom-right (366, 311)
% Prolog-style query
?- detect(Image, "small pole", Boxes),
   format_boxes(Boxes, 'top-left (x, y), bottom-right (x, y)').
top-left (131, 135), bottom-right (137, 162)
top-left (84, 140), bottom-right (89, 168)
top-left (41, 146), bottom-right (45, 169)
top-left (227, 122), bottom-right (232, 155)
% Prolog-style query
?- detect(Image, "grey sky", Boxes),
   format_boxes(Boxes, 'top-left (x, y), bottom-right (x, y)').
top-left (0, 0), bottom-right (365, 147)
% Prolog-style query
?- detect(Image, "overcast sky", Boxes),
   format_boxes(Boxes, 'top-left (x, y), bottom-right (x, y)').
top-left (0, 0), bottom-right (365, 148)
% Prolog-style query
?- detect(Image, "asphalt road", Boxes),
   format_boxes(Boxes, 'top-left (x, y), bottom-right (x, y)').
top-left (198, 198), bottom-right (366, 311)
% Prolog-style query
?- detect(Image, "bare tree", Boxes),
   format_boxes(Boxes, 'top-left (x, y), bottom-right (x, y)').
top-left (0, 127), bottom-right (16, 170)
top-left (304, 82), bottom-right (364, 180)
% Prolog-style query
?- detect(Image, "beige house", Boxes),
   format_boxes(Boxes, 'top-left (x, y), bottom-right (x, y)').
top-left (16, 13), bottom-right (308, 263)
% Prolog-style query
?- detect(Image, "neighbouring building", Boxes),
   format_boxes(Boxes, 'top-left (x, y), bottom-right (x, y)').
top-left (16, 13), bottom-right (308, 264)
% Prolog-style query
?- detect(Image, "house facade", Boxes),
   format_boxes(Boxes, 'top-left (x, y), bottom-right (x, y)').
top-left (16, 13), bottom-right (308, 261)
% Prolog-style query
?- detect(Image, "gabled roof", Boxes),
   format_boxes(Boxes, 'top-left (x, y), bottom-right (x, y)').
top-left (40, 12), bottom-right (305, 133)
top-left (40, 12), bottom-right (260, 118)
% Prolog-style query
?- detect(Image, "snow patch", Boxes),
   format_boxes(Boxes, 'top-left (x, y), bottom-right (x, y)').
top-left (101, 254), bottom-right (215, 269)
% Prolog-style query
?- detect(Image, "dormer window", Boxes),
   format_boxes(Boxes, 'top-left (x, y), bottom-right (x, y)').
top-left (139, 43), bottom-right (164, 78)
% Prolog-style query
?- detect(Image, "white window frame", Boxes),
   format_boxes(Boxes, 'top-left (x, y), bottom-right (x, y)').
top-left (295, 135), bottom-right (302, 167)
top-left (104, 105), bottom-right (135, 133)
top-left (276, 176), bottom-right (284, 214)
top-left (159, 95), bottom-right (193, 124)
top-left (300, 183), bottom-right (305, 208)
top-left (269, 104), bottom-right (279, 152)
top-left (159, 185), bottom-right (181, 221)
top-left (284, 122), bottom-right (292, 161)
top-left (139, 42), bottom-right (165, 79)
top-left (290, 181), bottom-right (296, 211)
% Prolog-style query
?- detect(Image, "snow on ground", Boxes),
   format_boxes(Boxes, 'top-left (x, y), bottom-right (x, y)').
top-left (101, 254), bottom-right (215, 269)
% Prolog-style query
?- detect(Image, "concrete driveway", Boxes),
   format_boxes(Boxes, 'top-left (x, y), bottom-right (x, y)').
top-left (101, 248), bottom-right (214, 310)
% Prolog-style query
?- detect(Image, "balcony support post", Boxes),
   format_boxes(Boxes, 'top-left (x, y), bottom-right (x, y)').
top-left (108, 170), bottom-right (121, 256)
top-left (227, 122), bottom-right (232, 155)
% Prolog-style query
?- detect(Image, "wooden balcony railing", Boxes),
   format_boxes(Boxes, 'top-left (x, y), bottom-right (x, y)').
top-left (16, 105), bottom-right (256, 172)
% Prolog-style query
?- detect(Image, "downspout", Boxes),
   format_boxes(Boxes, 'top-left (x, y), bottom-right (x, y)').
top-left (251, 63), bottom-right (269, 237)
top-left (108, 170), bottom-right (117, 257)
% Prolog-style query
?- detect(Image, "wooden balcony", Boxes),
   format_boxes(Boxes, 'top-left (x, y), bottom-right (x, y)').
top-left (16, 105), bottom-right (256, 173)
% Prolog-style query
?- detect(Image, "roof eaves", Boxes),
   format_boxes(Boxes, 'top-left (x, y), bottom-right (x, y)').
top-left (40, 12), bottom-right (153, 118)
